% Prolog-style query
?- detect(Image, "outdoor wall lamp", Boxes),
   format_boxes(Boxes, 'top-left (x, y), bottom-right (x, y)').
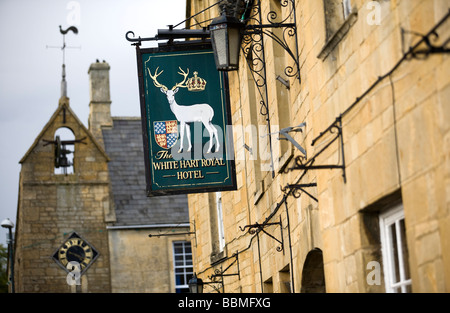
top-left (188, 273), bottom-right (204, 293)
top-left (188, 273), bottom-right (223, 293)
top-left (209, 13), bottom-right (245, 71)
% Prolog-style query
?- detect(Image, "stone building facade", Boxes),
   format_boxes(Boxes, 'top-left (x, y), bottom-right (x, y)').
top-left (185, 0), bottom-right (450, 293)
top-left (13, 61), bottom-right (191, 292)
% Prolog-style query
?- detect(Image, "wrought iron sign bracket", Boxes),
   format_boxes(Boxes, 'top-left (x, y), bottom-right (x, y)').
top-left (125, 26), bottom-right (211, 47)
top-left (281, 183), bottom-right (318, 202)
top-left (209, 251), bottom-right (240, 281)
top-left (289, 115), bottom-right (347, 183)
top-left (148, 231), bottom-right (195, 238)
top-left (402, 25), bottom-right (450, 60)
top-left (148, 221), bottom-right (197, 243)
top-left (239, 216), bottom-right (284, 253)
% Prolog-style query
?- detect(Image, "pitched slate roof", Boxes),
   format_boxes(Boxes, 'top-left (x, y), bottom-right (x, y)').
top-left (102, 117), bottom-right (189, 226)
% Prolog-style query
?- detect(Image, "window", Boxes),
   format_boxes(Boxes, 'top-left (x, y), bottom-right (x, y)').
top-left (379, 204), bottom-right (411, 293)
top-left (319, 0), bottom-right (357, 60)
top-left (173, 241), bottom-right (193, 293)
top-left (279, 264), bottom-right (292, 293)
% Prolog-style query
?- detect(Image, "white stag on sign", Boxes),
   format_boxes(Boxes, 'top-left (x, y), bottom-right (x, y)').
top-left (148, 67), bottom-right (220, 153)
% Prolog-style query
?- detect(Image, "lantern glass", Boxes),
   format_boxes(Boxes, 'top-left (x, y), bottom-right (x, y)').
top-left (188, 274), bottom-right (204, 293)
top-left (228, 27), bottom-right (241, 69)
top-left (210, 15), bottom-right (244, 71)
top-left (211, 23), bottom-right (228, 69)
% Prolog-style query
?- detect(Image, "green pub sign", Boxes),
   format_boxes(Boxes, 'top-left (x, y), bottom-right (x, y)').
top-left (136, 44), bottom-right (237, 196)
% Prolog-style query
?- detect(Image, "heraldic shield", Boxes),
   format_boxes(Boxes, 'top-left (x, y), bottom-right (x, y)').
top-left (154, 120), bottom-right (178, 149)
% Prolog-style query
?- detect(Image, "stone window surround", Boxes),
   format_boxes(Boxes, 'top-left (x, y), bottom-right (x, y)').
top-left (318, 11), bottom-right (358, 61)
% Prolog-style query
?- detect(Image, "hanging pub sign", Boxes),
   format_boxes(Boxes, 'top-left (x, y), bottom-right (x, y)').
top-left (136, 43), bottom-right (237, 196)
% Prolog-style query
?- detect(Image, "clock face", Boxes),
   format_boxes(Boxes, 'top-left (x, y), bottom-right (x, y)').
top-left (52, 232), bottom-right (99, 274)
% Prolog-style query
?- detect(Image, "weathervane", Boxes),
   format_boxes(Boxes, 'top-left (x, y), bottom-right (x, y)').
top-left (47, 25), bottom-right (80, 98)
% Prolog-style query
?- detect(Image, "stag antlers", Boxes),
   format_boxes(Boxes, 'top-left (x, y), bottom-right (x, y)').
top-left (148, 67), bottom-right (167, 91)
top-left (148, 67), bottom-right (189, 91)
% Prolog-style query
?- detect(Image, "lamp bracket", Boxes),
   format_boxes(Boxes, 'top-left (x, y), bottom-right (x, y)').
top-left (125, 27), bottom-right (210, 46)
top-left (241, 0), bottom-right (300, 82)
top-left (209, 251), bottom-right (240, 282)
top-left (239, 0), bottom-right (300, 179)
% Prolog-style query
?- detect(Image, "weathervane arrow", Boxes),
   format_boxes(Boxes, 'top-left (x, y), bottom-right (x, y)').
top-left (47, 25), bottom-right (80, 98)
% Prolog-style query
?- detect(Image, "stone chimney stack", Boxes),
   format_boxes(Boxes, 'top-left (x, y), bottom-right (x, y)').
top-left (88, 60), bottom-right (112, 143)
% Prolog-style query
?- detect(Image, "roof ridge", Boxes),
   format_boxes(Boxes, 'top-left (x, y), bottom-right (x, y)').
top-left (111, 116), bottom-right (141, 120)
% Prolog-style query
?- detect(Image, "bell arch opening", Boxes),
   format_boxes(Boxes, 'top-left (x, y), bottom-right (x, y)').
top-left (54, 127), bottom-right (75, 175)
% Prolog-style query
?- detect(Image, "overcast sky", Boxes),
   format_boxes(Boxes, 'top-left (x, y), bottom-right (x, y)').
top-left (0, 0), bottom-right (186, 245)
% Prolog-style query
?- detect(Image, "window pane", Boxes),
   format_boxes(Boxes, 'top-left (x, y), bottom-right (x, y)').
top-left (405, 284), bottom-right (412, 293)
top-left (399, 219), bottom-right (410, 280)
top-left (176, 274), bottom-right (185, 285)
top-left (174, 247), bottom-right (183, 254)
top-left (389, 223), bottom-right (400, 283)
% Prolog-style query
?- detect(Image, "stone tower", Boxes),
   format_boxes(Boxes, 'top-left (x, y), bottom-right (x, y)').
top-left (14, 92), bottom-right (113, 292)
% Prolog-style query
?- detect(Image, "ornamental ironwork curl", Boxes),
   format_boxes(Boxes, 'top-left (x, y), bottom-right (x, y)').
top-left (242, 0), bottom-right (300, 81)
top-left (239, 218), bottom-right (284, 253)
top-left (267, 0), bottom-right (294, 25)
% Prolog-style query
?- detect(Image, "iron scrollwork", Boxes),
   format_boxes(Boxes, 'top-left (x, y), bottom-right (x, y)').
top-left (241, 0), bottom-right (300, 81)
top-left (240, 0), bottom-right (300, 178)
top-left (239, 216), bottom-right (284, 253)
top-left (281, 183), bottom-right (318, 202)
top-left (402, 28), bottom-right (450, 60)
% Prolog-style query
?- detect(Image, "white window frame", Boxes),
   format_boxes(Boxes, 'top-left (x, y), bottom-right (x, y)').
top-left (342, 0), bottom-right (352, 19)
top-left (216, 192), bottom-right (225, 252)
top-left (379, 204), bottom-right (412, 293)
top-left (172, 241), bottom-right (193, 292)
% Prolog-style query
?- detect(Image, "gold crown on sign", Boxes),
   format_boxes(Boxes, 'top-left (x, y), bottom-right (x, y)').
top-left (186, 71), bottom-right (206, 91)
